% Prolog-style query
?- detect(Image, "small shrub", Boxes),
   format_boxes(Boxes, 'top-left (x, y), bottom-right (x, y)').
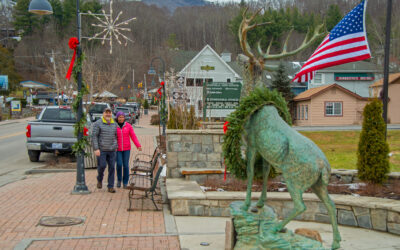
top-left (357, 99), bottom-right (390, 184)
top-left (167, 105), bottom-right (199, 130)
top-left (143, 99), bottom-right (149, 109)
top-left (32, 98), bottom-right (39, 105)
top-left (150, 114), bottom-right (160, 125)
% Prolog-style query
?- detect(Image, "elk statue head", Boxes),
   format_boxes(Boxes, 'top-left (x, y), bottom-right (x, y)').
top-left (239, 7), bottom-right (326, 90)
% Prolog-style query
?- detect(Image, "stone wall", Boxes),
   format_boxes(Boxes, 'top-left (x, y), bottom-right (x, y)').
top-left (167, 179), bottom-right (400, 236)
top-left (166, 129), bottom-right (224, 178)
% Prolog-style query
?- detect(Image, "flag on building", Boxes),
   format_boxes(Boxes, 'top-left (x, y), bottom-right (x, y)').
top-left (293, 0), bottom-right (371, 82)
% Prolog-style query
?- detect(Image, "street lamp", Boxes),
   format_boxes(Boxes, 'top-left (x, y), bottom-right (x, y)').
top-left (148, 57), bottom-right (166, 135)
top-left (28, 0), bottom-right (53, 15)
top-left (29, 0), bottom-right (90, 194)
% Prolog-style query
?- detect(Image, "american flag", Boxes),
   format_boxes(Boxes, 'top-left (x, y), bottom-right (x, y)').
top-left (293, 0), bottom-right (371, 82)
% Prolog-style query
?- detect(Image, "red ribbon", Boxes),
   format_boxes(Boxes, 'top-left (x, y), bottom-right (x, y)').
top-left (157, 86), bottom-right (163, 97)
top-left (65, 37), bottom-right (79, 80)
top-left (223, 121), bottom-right (229, 134)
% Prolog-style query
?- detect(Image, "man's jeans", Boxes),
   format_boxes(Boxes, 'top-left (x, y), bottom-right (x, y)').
top-left (97, 151), bottom-right (116, 188)
top-left (116, 150), bottom-right (130, 186)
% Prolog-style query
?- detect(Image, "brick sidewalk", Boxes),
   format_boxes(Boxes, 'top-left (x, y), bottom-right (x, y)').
top-left (0, 112), bottom-right (179, 250)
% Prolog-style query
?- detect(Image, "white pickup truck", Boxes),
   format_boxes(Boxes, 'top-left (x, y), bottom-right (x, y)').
top-left (26, 106), bottom-right (90, 162)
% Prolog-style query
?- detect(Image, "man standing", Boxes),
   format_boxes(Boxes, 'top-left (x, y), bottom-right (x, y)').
top-left (92, 107), bottom-right (118, 193)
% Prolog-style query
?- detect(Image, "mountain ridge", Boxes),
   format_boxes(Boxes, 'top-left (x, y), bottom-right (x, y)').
top-left (141, 0), bottom-right (209, 12)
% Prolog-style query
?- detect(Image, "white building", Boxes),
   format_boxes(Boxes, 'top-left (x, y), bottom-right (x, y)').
top-left (175, 45), bottom-right (242, 117)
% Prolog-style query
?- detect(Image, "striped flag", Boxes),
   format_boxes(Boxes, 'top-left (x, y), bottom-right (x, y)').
top-left (293, 0), bottom-right (371, 82)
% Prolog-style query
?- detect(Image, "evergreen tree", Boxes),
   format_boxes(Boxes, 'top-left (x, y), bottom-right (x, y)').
top-left (357, 99), bottom-right (390, 184)
top-left (13, 0), bottom-right (40, 36)
top-left (326, 4), bottom-right (343, 31)
top-left (271, 62), bottom-right (293, 102)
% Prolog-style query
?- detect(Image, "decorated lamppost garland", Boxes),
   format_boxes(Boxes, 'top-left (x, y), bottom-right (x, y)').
top-left (66, 37), bottom-right (90, 155)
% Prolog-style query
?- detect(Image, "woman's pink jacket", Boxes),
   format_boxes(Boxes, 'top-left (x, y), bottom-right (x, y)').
top-left (116, 122), bottom-right (141, 151)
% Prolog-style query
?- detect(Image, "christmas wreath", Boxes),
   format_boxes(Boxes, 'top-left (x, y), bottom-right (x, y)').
top-left (222, 87), bottom-right (292, 180)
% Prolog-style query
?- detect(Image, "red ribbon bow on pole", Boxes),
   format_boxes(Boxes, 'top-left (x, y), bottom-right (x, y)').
top-left (65, 37), bottom-right (79, 80)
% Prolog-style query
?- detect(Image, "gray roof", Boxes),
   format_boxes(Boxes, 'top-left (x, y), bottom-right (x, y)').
top-left (227, 61), bottom-right (244, 78)
top-left (316, 61), bottom-right (380, 72)
top-left (167, 50), bottom-right (198, 72)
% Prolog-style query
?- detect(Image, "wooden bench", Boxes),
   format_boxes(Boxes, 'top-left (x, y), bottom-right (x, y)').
top-left (127, 164), bottom-right (164, 211)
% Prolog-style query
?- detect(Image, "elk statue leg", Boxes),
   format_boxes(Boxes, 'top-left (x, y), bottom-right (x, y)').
top-left (272, 180), bottom-right (306, 232)
top-left (312, 181), bottom-right (341, 249)
top-left (256, 158), bottom-right (271, 208)
top-left (241, 148), bottom-right (257, 211)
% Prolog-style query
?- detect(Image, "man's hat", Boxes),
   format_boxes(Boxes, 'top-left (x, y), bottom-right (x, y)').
top-left (104, 107), bottom-right (112, 113)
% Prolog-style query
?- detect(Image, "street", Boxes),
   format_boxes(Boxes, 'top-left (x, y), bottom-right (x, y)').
top-left (0, 118), bottom-right (44, 187)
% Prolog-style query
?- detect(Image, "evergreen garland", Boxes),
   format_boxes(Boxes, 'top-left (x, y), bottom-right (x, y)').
top-left (222, 87), bottom-right (292, 180)
top-left (71, 52), bottom-right (90, 156)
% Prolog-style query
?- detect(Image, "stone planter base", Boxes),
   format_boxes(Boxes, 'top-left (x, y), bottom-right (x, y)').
top-left (167, 178), bottom-right (400, 236)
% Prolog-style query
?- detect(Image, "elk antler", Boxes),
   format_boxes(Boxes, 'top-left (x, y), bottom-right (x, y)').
top-left (239, 7), bottom-right (271, 68)
top-left (257, 23), bottom-right (326, 60)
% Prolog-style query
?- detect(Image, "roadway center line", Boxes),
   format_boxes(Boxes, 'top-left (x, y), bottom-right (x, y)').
top-left (0, 131), bottom-right (25, 140)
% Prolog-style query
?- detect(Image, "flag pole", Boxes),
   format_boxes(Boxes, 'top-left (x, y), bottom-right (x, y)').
top-left (382, 0), bottom-right (392, 138)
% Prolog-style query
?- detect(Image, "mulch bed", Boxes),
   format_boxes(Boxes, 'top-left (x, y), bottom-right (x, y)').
top-left (38, 156), bottom-right (76, 169)
top-left (201, 177), bottom-right (400, 200)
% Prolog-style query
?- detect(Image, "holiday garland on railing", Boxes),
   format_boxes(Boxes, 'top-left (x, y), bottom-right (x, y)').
top-left (66, 37), bottom-right (90, 156)
top-left (222, 87), bottom-right (292, 180)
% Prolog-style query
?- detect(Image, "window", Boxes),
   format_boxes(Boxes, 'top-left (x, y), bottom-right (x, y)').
top-left (198, 100), bottom-right (203, 111)
top-left (196, 79), bottom-right (203, 87)
top-left (227, 78), bottom-right (231, 83)
top-left (301, 105), bottom-right (304, 120)
top-left (186, 78), bottom-right (194, 87)
top-left (325, 102), bottom-right (342, 116)
top-left (305, 105), bottom-right (308, 120)
top-left (205, 78), bottom-right (213, 83)
top-left (297, 105), bottom-right (300, 119)
top-left (313, 73), bottom-right (322, 84)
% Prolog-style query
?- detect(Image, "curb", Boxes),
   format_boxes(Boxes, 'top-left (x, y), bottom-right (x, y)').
top-left (25, 169), bottom-right (76, 175)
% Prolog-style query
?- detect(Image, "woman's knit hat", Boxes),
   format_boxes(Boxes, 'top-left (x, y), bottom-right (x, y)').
top-left (116, 111), bottom-right (125, 119)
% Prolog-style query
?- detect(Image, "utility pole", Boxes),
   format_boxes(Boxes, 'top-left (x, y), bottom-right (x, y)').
top-left (49, 50), bottom-right (60, 105)
top-left (132, 69), bottom-right (135, 99)
top-left (144, 74), bottom-right (147, 99)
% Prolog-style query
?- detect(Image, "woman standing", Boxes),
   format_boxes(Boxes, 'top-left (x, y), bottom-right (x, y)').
top-left (116, 111), bottom-right (142, 188)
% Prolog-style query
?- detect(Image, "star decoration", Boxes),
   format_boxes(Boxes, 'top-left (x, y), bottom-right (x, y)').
top-left (87, 0), bottom-right (136, 54)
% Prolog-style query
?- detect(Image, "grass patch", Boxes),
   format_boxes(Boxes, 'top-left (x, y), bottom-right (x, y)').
top-left (300, 130), bottom-right (400, 172)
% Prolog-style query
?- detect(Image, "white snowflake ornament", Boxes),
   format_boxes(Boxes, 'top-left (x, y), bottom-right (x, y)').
top-left (87, 0), bottom-right (136, 54)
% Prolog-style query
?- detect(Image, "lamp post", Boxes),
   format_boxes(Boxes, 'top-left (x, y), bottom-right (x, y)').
top-left (382, 0), bottom-right (392, 138)
top-left (148, 57), bottom-right (166, 135)
top-left (29, 0), bottom-right (90, 194)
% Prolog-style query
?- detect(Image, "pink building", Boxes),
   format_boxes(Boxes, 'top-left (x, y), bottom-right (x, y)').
top-left (293, 84), bottom-right (369, 126)
top-left (370, 73), bottom-right (400, 124)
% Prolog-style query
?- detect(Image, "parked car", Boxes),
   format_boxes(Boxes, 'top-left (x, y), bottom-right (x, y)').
top-left (26, 106), bottom-right (91, 162)
top-left (124, 102), bottom-right (140, 119)
top-left (88, 102), bottom-right (111, 122)
top-left (114, 107), bottom-right (136, 124)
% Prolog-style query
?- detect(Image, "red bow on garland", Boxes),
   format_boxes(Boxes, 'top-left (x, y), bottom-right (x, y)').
top-left (157, 81), bottom-right (165, 97)
top-left (65, 37), bottom-right (79, 80)
top-left (223, 121), bottom-right (229, 181)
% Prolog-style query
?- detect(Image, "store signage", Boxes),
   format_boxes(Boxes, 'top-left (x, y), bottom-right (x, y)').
top-left (200, 65), bottom-right (215, 71)
top-left (334, 73), bottom-right (375, 81)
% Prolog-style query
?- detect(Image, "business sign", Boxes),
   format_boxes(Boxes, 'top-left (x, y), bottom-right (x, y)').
top-left (203, 82), bottom-right (241, 118)
top-left (11, 100), bottom-right (21, 112)
top-left (334, 73), bottom-right (375, 81)
top-left (0, 75), bottom-right (8, 90)
top-left (200, 65), bottom-right (215, 71)
top-left (172, 91), bottom-right (189, 104)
